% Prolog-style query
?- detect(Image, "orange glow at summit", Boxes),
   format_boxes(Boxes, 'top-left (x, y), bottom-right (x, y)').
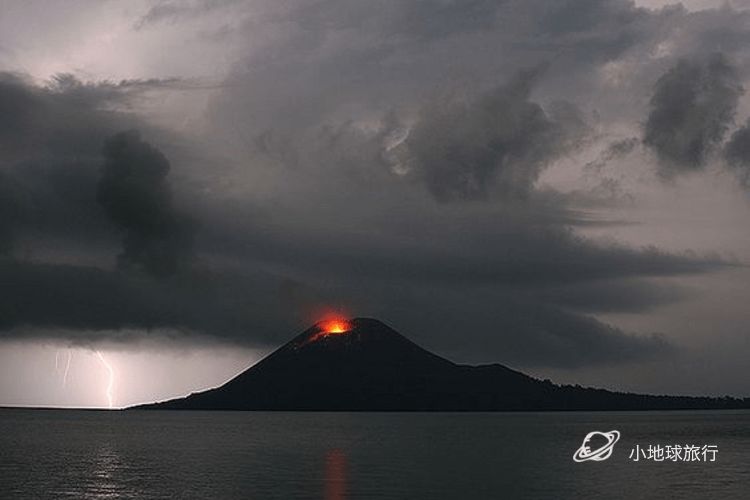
top-left (320, 319), bottom-right (352, 335)
top-left (302, 317), bottom-right (354, 344)
top-left (302, 318), bottom-right (353, 345)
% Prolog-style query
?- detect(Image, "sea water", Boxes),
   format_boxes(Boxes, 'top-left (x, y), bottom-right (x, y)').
top-left (0, 409), bottom-right (748, 499)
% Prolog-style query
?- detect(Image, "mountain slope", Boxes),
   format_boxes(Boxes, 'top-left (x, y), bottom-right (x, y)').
top-left (136, 318), bottom-right (749, 411)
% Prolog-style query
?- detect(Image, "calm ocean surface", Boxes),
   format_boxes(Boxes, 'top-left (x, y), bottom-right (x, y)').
top-left (0, 409), bottom-right (748, 499)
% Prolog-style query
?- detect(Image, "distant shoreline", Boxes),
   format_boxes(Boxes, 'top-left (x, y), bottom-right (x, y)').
top-left (3, 406), bottom-right (750, 413)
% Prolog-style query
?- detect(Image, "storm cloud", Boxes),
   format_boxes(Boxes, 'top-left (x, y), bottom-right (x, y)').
top-left (724, 118), bottom-right (750, 186)
top-left (401, 69), bottom-right (587, 201)
top-left (97, 131), bottom-right (194, 277)
top-left (2, 0), bottom-right (750, 380)
top-left (643, 54), bottom-right (744, 174)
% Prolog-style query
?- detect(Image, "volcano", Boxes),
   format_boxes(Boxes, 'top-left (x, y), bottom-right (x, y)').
top-left (136, 318), bottom-right (749, 411)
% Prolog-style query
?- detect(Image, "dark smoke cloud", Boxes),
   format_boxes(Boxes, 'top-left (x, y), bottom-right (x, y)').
top-left (402, 69), bottom-right (587, 201)
top-left (724, 119), bottom-right (750, 186)
top-left (0, 171), bottom-right (24, 255)
top-left (97, 131), bottom-right (194, 277)
top-left (0, 71), bottom-right (187, 253)
top-left (643, 54), bottom-right (744, 175)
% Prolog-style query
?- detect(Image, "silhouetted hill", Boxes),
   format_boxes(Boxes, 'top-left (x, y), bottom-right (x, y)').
top-left (135, 318), bottom-right (750, 411)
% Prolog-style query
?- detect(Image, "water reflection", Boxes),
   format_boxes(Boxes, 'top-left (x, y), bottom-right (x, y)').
top-left (86, 443), bottom-right (121, 499)
top-left (324, 448), bottom-right (348, 500)
top-left (81, 442), bottom-right (142, 500)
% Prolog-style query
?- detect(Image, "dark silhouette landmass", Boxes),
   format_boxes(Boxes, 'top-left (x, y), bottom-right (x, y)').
top-left (135, 318), bottom-right (750, 411)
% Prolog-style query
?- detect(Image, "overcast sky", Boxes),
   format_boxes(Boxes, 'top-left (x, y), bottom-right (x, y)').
top-left (1, 0), bottom-right (749, 408)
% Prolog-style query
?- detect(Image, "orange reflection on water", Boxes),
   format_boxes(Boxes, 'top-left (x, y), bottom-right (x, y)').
top-left (324, 449), bottom-right (348, 500)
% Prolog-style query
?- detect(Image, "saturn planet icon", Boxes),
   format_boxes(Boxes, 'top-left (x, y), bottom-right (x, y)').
top-left (573, 430), bottom-right (620, 462)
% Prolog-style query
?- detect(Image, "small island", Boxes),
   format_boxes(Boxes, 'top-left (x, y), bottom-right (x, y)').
top-left (136, 318), bottom-right (750, 412)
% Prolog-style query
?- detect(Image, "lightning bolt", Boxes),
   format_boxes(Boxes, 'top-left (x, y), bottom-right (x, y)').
top-left (95, 351), bottom-right (115, 409)
top-left (54, 349), bottom-right (73, 388)
top-left (63, 351), bottom-right (72, 388)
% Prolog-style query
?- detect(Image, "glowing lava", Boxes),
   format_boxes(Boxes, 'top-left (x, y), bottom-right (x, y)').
top-left (321, 319), bottom-right (352, 334)
top-left (303, 318), bottom-right (353, 345)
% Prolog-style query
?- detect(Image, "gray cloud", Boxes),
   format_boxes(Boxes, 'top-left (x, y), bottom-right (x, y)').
top-left (452, 302), bottom-right (674, 369)
top-left (0, 72), bottom-right (179, 159)
top-left (585, 137), bottom-right (640, 173)
top-left (0, 254), bottom-right (687, 368)
top-left (724, 118), bottom-right (750, 186)
top-left (214, 213), bottom-right (726, 288)
top-left (97, 131), bottom-right (194, 277)
top-left (0, 171), bottom-right (23, 254)
top-left (0, 72), bottom-right (191, 252)
top-left (134, 0), bottom-right (243, 30)
top-left (0, 72), bottom-right (122, 256)
top-left (643, 54), bottom-right (744, 175)
top-left (291, 0), bottom-right (500, 41)
top-left (401, 68), bottom-right (587, 201)
top-left (0, 259), bottom-right (311, 347)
